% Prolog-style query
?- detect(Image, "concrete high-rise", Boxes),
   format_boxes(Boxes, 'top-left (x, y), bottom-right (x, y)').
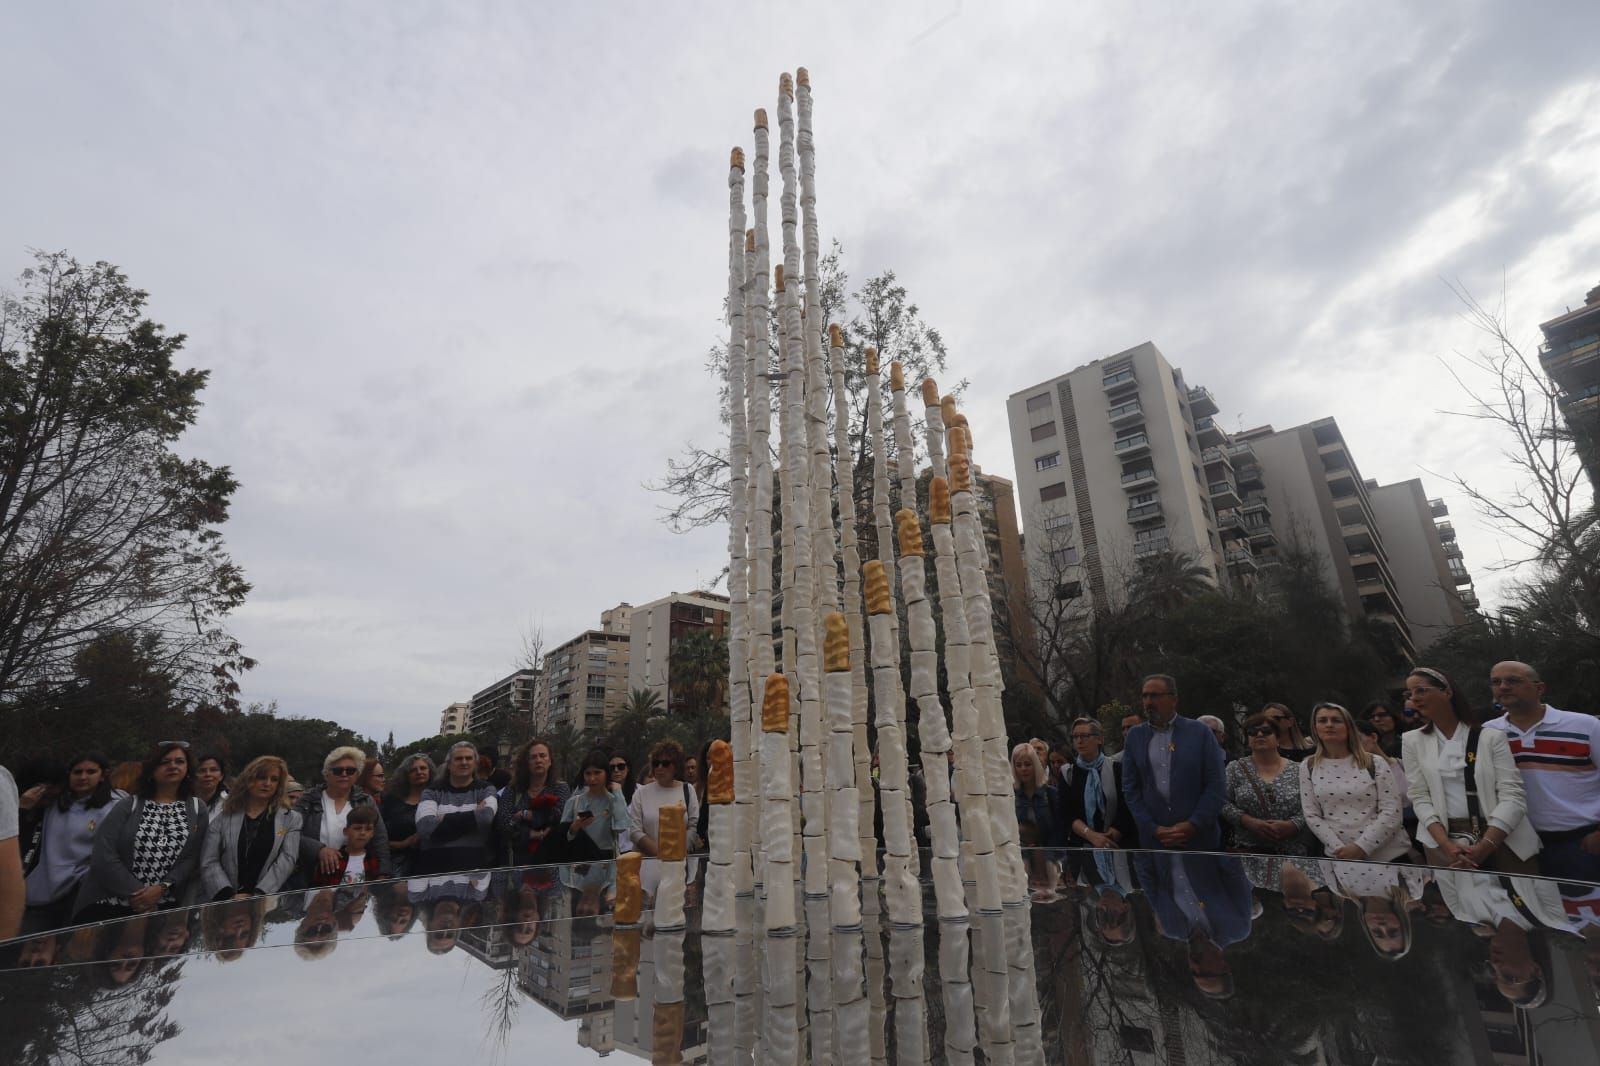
top-left (543, 604), bottom-right (634, 737)
top-left (1538, 281), bottom-right (1600, 492)
top-left (468, 669), bottom-right (541, 747)
top-left (439, 701), bottom-right (470, 736)
top-left (626, 590), bottom-right (731, 715)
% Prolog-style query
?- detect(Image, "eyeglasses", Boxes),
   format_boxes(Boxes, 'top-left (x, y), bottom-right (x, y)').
top-left (609, 763), bottom-right (628, 772)
top-left (328, 766), bottom-right (359, 777)
top-left (157, 740), bottom-right (191, 750)
top-left (1246, 726), bottom-right (1276, 738)
top-left (653, 758), bottom-right (675, 768)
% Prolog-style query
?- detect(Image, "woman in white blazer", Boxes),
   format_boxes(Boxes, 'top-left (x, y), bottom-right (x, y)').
top-left (200, 756), bottom-right (303, 901)
top-left (1401, 667), bottom-right (1538, 874)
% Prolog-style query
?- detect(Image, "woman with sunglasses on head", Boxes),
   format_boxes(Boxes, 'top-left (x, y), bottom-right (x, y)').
top-left (1360, 700), bottom-right (1405, 759)
top-left (608, 753), bottom-right (636, 805)
top-left (381, 753), bottom-right (434, 877)
top-left (1221, 712), bottom-right (1309, 873)
top-left (1401, 666), bottom-right (1538, 873)
top-left (416, 741), bottom-right (499, 874)
top-left (200, 755), bottom-right (302, 902)
top-left (1261, 702), bottom-right (1315, 762)
top-left (73, 741), bottom-right (211, 923)
top-left (295, 745), bottom-right (391, 885)
top-left (20, 752), bottom-right (125, 931)
top-left (1302, 703), bottom-right (1410, 863)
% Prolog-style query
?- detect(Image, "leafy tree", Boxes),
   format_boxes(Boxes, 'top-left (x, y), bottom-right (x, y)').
top-left (0, 251), bottom-right (251, 712)
top-left (378, 730), bottom-right (398, 768)
top-left (667, 628), bottom-right (729, 715)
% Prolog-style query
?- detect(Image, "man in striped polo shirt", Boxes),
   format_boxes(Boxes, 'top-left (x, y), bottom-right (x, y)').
top-left (1483, 661), bottom-right (1600, 882)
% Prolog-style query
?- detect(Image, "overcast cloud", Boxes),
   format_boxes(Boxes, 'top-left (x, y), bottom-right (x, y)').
top-left (4, 3), bottom-right (1597, 742)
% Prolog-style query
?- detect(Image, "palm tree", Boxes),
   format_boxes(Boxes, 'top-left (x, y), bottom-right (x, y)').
top-left (624, 687), bottom-right (664, 717)
top-left (668, 629), bottom-right (730, 714)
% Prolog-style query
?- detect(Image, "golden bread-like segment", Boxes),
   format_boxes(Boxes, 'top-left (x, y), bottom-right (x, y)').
top-left (610, 925), bottom-right (641, 999)
top-left (920, 378), bottom-right (939, 407)
top-left (745, 228), bottom-right (755, 252)
top-left (652, 1001), bottom-right (685, 1063)
top-left (950, 452), bottom-right (972, 493)
top-left (657, 804), bottom-right (687, 862)
top-left (754, 107), bottom-right (768, 129)
top-left (940, 395), bottom-right (957, 428)
top-left (796, 67), bottom-right (810, 88)
top-left (761, 672), bottom-right (790, 733)
top-left (896, 508), bottom-right (924, 557)
top-left (707, 739), bottom-right (733, 804)
top-left (731, 147), bottom-right (744, 170)
top-left (828, 323), bottom-right (843, 348)
top-left (929, 477), bottom-right (951, 524)
top-left (889, 361), bottom-right (903, 391)
top-left (865, 347), bottom-right (878, 375)
top-left (780, 72), bottom-right (794, 97)
top-left (948, 425), bottom-right (966, 458)
top-left (864, 560), bottom-right (892, 615)
top-left (614, 851), bottom-right (643, 924)
top-left (823, 612), bottom-right (850, 672)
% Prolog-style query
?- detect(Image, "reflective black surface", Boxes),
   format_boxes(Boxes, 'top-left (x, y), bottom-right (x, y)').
top-left (2, 851), bottom-right (1598, 1064)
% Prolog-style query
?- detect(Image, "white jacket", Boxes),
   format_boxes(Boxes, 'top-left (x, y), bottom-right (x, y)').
top-left (1402, 724), bottom-right (1538, 860)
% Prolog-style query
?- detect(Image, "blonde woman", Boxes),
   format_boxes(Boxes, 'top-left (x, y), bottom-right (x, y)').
top-left (1013, 742), bottom-right (1060, 899)
top-left (200, 756), bottom-right (302, 901)
top-left (295, 746), bottom-right (391, 883)
top-left (1401, 667), bottom-right (1537, 874)
top-left (1301, 702), bottom-right (1409, 861)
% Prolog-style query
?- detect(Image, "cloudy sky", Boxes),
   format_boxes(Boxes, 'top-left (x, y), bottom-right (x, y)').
top-left (5, 3), bottom-right (1597, 743)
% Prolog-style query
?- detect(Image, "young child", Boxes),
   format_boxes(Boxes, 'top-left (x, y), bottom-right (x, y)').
top-left (313, 805), bottom-right (383, 887)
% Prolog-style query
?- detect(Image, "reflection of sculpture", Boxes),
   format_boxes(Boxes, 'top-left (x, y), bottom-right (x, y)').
top-left (614, 851), bottom-right (643, 926)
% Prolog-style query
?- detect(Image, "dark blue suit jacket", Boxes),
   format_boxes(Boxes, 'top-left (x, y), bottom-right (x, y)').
top-left (1120, 715), bottom-right (1227, 850)
top-left (1134, 851), bottom-right (1254, 947)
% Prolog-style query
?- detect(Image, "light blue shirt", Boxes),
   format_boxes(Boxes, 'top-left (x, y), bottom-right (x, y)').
top-left (1147, 717), bottom-right (1177, 805)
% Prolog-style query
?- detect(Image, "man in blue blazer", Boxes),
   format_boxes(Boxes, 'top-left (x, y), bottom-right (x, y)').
top-left (1121, 673), bottom-right (1227, 851)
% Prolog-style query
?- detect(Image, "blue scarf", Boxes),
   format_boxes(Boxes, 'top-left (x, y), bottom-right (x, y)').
top-left (1076, 752), bottom-right (1107, 831)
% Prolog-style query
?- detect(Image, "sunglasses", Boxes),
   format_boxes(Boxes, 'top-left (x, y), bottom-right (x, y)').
top-left (609, 763), bottom-right (628, 772)
top-left (653, 758), bottom-right (675, 768)
top-left (328, 766), bottom-right (359, 777)
top-left (1246, 726), bottom-right (1277, 738)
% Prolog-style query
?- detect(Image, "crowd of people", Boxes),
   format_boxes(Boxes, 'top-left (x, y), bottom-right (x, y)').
top-left (0, 732), bottom-right (713, 941)
top-left (1, 658), bottom-right (1595, 952)
top-left (1010, 660), bottom-right (1600, 902)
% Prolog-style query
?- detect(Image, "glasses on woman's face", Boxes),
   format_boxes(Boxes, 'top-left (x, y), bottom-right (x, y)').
top-left (654, 759), bottom-right (674, 769)
top-left (609, 763), bottom-right (627, 773)
top-left (1246, 726), bottom-right (1276, 738)
top-left (328, 766), bottom-right (359, 777)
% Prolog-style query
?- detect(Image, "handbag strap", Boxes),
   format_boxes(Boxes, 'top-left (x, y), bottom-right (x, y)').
top-left (1463, 725), bottom-right (1484, 835)
top-left (1499, 875), bottom-right (1552, 931)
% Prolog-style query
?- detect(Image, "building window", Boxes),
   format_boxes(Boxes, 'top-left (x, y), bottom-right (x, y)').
top-left (586, 685), bottom-right (605, 700)
top-left (1030, 421), bottom-right (1058, 442)
top-left (1039, 482), bottom-right (1068, 502)
top-left (1043, 513), bottom-right (1072, 531)
top-left (1025, 393), bottom-right (1052, 414)
top-left (1129, 491), bottom-right (1157, 508)
top-left (1050, 546), bottom-right (1080, 567)
top-left (1034, 452), bottom-right (1060, 471)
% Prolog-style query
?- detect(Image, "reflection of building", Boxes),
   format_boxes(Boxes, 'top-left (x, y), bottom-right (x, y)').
top-left (458, 924), bottom-right (515, 971)
top-left (544, 604), bottom-right (633, 738)
top-left (612, 934), bottom-right (708, 1063)
top-left (1540, 281), bottom-right (1600, 492)
top-left (517, 912), bottom-right (613, 1021)
top-left (625, 591), bottom-right (730, 715)
top-left (439, 701), bottom-right (470, 736)
top-left (469, 669), bottom-right (541, 741)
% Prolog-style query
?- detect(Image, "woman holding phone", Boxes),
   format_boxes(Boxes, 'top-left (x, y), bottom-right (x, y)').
top-left (561, 750), bottom-right (632, 861)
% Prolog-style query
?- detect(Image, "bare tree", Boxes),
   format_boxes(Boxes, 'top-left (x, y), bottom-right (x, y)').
top-left (513, 621), bottom-right (546, 736)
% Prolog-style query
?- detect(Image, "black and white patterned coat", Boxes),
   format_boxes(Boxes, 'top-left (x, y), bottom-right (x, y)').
top-left (73, 795), bottom-right (210, 917)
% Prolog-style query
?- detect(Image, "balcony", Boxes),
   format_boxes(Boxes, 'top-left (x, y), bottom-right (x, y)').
top-left (1235, 462), bottom-right (1264, 490)
top-left (1107, 399), bottom-right (1144, 426)
top-left (1255, 552), bottom-right (1281, 569)
top-left (1102, 367), bottom-right (1138, 394)
top-left (1225, 549), bottom-right (1258, 573)
top-left (1188, 385), bottom-right (1219, 418)
top-left (1194, 416), bottom-right (1229, 447)
top-left (1450, 567), bottom-right (1472, 586)
top-left (1133, 537), bottom-right (1171, 559)
top-left (1540, 334), bottom-right (1600, 381)
top-left (1341, 521), bottom-right (1377, 553)
top-left (1436, 521), bottom-right (1456, 542)
top-left (1127, 500), bottom-right (1164, 525)
top-left (1208, 478), bottom-right (1240, 508)
top-left (1459, 588), bottom-right (1480, 610)
top-left (1443, 541), bottom-right (1463, 559)
top-left (1246, 522), bottom-right (1276, 546)
top-left (1226, 441), bottom-right (1257, 464)
top-left (1120, 467), bottom-right (1158, 491)
top-left (1201, 446), bottom-right (1233, 469)
top-left (1429, 497), bottom-right (1448, 518)
top-left (1217, 512), bottom-right (1247, 538)
top-left (1241, 494), bottom-right (1271, 519)
top-left (1113, 432), bottom-right (1151, 458)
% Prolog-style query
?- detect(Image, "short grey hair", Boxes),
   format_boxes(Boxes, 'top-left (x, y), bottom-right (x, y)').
top-left (1141, 673), bottom-right (1178, 697)
top-left (1070, 716), bottom-right (1103, 736)
top-left (322, 746), bottom-right (367, 775)
top-left (1198, 715), bottom-right (1224, 730)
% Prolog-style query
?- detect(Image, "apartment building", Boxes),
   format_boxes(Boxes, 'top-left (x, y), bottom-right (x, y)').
top-left (1009, 345), bottom-right (1476, 665)
top-left (468, 668), bottom-right (541, 743)
top-left (626, 590), bottom-right (731, 715)
top-left (1006, 341), bottom-right (1233, 607)
top-left (543, 604), bottom-right (633, 737)
top-left (439, 701), bottom-right (470, 736)
top-left (1539, 281), bottom-right (1600, 492)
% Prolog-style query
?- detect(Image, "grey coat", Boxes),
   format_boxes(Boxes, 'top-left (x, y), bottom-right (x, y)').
top-left (200, 806), bottom-right (303, 901)
top-left (73, 795), bottom-right (210, 916)
top-left (292, 785), bottom-right (391, 880)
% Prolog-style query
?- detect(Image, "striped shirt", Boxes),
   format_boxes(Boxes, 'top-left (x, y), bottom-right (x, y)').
top-left (1483, 705), bottom-right (1600, 832)
top-left (416, 781), bottom-right (499, 873)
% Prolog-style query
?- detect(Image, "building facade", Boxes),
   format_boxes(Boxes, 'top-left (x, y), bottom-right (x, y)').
top-left (1538, 281), bottom-right (1600, 492)
top-left (543, 604), bottom-right (634, 737)
top-left (439, 701), bottom-right (471, 736)
top-left (468, 669), bottom-right (541, 748)
top-left (1368, 479), bottom-right (1476, 645)
top-left (626, 590), bottom-right (730, 716)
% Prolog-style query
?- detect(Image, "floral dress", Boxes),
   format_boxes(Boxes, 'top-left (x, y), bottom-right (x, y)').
top-left (1221, 759), bottom-right (1311, 891)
